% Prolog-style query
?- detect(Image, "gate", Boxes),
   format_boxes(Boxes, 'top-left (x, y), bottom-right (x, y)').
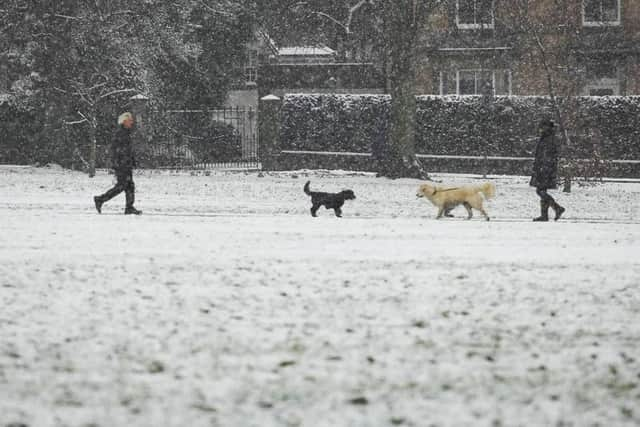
top-left (146, 107), bottom-right (259, 169)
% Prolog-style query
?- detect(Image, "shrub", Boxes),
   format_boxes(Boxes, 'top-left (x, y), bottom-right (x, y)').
top-left (280, 94), bottom-right (640, 160)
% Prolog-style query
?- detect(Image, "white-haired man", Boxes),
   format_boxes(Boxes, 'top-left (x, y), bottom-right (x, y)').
top-left (93, 112), bottom-right (142, 215)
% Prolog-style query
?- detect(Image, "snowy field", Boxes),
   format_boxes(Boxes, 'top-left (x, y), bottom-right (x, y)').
top-left (1, 164), bottom-right (639, 427)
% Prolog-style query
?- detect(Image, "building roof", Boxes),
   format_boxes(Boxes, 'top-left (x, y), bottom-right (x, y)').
top-left (277, 46), bottom-right (336, 57)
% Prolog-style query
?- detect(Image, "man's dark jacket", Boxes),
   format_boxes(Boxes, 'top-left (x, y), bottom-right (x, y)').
top-left (111, 126), bottom-right (135, 174)
top-left (529, 127), bottom-right (558, 189)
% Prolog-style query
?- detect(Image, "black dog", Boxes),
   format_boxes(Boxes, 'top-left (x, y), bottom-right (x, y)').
top-left (304, 181), bottom-right (355, 217)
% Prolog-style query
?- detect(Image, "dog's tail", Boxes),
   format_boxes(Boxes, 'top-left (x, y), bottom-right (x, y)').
top-left (478, 182), bottom-right (496, 199)
top-left (304, 180), bottom-right (312, 195)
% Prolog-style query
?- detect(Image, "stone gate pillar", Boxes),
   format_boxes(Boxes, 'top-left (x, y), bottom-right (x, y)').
top-left (259, 94), bottom-right (282, 171)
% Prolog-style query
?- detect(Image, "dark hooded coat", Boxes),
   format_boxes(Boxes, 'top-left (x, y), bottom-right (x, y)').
top-left (529, 125), bottom-right (558, 189)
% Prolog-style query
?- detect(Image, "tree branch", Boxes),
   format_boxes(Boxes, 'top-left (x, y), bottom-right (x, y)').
top-left (315, 0), bottom-right (372, 34)
top-left (316, 12), bottom-right (349, 32)
top-left (87, 82), bottom-right (108, 92)
top-left (110, 10), bottom-right (135, 16)
top-left (53, 14), bottom-right (81, 20)
top-left (68, 81), bottom-right (95, 107)
top-left (99, 88), bottom-right (138, 99)
top-left (346, 0), bottom-right (373, 30)
top-left (199, 0), bottom-right (235, 17)
top-left (64, 118), bottom-right (89, 125)
top-left (73, 146), bottom-right (91, 169)
top-left (76, 110), bottom-right (97, 129)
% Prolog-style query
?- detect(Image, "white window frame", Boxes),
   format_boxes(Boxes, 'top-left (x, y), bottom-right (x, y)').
top-left (582, 0), bottom-right (621, 27)
top-left (440, 69), bottom-right (511, 96)
top-left (244, 49), bottom-right (258, 85)
top-left (583, 66), bottom-right (620, 96)
top-left (456, 0), bottom-right (494, 29)
top-left (584, 80), bottom-right (619, 96)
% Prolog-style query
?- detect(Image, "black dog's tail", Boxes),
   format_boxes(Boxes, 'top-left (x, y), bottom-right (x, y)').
top-left (303, 180), bottom-right (312, 195)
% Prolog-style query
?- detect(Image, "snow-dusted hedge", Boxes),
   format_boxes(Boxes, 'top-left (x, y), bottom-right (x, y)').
top-left (280, 94), bottom-right (390, 154)
top-left (280, 94), bottom-right (640, 160)
top-left (416, 95), bottom-right (550, 157)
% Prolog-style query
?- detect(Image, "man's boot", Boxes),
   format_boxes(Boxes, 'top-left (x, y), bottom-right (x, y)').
top-left (533, 200), bottom-right (549, 222)
top-left (552, 203), bottom-right (565, 221)
top-left (124, 206), bottom-right (142, 215)
top-left (124, 187), bottom-right (141, 215)
top-left (93, 196), bottom-right (103, 214)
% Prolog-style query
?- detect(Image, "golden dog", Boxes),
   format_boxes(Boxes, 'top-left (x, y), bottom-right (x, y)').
top-left (416, 182), bottom-right (495, 221)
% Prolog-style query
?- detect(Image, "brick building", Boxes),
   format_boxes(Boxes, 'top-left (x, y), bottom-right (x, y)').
top-left (415, 0), bottom-right (640, 96)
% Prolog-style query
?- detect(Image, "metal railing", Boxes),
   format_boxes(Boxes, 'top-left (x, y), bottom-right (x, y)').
top-left (145, 107), bottom-right (259, 170)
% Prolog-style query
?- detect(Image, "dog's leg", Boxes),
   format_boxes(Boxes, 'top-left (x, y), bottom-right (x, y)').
top-left (444, 206), bottom-right (454, 217)
top-left (463, 202), bottom-right (473, 220)
top-left (334, 207), bottom-right (342, 217)
top-left (310, 203), bottom-right (320, 217)
top-left (471, 199), bottom-right (490, 221)
top-left (478, 206), bottom-right (490, 221)
top-left (436, 206), bottom-right (445, 219)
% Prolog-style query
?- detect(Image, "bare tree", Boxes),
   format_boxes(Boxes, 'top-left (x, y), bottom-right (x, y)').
top-left (56, 85), bottom-right (138, 177)
top-left (375, 1), bottom-right (441, 179)
top-left (295, 0), bottom-right (445, 179)
top-left (498, 0), bottom-right (586, 192)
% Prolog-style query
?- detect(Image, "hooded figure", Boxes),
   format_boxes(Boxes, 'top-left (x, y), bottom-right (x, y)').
top-left (93, 112), bottom-right (142, 215)
top-left (529, 118), bottom-right (564, 221)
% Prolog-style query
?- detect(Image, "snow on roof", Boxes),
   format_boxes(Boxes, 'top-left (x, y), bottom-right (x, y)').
top-left (129, 93), bottom-right (149, 100)
top-left (277, 46), bottom-right (336, 56)
top-left (438, 47), bottom-right (512, 51)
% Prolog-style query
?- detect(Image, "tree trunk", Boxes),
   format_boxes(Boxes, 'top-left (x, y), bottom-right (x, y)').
top-left (377, 0), bottom-right (428, 180)
top-left (383, 61), bottom-right (427, 179)
top-left (88, 115), bottom-right (97, 178)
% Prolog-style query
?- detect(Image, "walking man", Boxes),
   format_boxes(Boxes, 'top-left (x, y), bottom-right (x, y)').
top-left (94, 112), bottom-right (142, 215)
top-left (530, 118), bottom-right (565, 221)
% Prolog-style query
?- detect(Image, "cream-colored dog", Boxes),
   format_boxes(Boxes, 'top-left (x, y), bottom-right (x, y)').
top-left (416, 182), bottom-right (496, 221)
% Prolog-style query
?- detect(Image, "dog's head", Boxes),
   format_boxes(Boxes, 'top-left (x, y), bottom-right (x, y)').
top-left (416, 183), bottom-right (436, 198)
top-left (341, 189), bottom-right (356, 200)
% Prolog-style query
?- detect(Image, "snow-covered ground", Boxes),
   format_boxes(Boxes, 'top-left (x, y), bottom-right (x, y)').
top-left (1, 165), bottom-right (639, 427)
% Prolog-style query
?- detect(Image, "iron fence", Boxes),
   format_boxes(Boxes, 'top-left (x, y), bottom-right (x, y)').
top-left (144, 107), bottom-right (259, 169)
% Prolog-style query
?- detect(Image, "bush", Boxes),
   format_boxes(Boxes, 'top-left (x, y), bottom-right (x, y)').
top-left (144, 111), bottom-right (243, 165)
top-left (0, 102), bottom-right (40, 164)
top-left (187, 121), bottom-right (243, 163)
top-left (280, 94), bottom-right (390, 153)
top-left (280, 94), bottom-right (640, 160)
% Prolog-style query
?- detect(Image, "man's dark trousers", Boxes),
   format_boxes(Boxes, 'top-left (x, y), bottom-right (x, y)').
top-left (96, 170), bottom-right (135, 208)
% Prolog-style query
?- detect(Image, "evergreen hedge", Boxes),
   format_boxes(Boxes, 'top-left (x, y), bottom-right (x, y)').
top-left (280, 94), bottom-right (640, 160)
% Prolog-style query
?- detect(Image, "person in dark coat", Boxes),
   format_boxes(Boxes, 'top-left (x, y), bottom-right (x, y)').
top-left (529, 118), bottom-right (565, 221)
top-left (93, 112), bottom-right (142, 215)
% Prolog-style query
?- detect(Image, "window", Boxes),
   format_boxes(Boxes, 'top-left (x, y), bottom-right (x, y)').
top-left (456, 0), bottom-right (494, 29)
top-left (583, 0), bottom-right (620, 26)
top-left (440, 69), bottom-right (511, 95)
top-left (588, 88), bottom-right (615, 96)
top-left (587, 61), bottom-right (616, 80)
top-left (583, 61), bottom-right (619, 95)
top-left (244, 49), bottom-right (258, 85)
